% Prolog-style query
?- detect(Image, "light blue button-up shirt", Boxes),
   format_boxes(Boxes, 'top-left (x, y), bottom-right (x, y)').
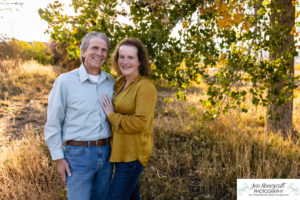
top-left (44, 64), bottom-right (114, 160)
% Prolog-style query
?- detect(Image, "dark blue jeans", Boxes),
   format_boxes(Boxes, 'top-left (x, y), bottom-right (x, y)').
top-left (108, 160), bottom-right (144, 200)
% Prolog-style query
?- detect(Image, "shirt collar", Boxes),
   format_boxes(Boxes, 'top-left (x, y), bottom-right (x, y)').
top-left (98, 69), bottom-right (107, 85)
top-left (119, 74), bottom-right (142, 85)
top-left (79, 64), bottom-right (90, 83)
top-left (79, 64), bottom-right (109, 84)
top-left (131, 74), bottom-right (142, 84)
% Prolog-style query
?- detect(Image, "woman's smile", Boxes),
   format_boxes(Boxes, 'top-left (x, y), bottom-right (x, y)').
top-left (118, 45), bottom-right (140, 80)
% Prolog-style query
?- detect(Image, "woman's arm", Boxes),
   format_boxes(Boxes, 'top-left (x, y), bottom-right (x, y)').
top-left (102, 81), bottom-right (157, 134)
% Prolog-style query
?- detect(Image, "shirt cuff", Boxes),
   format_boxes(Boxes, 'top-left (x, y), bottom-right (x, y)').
top-left (50, 148), bottom-right (64, 160)
top-left (107, 112), bottom-right (121, 132)
top-left (107, 112), bottom-right (115, 119)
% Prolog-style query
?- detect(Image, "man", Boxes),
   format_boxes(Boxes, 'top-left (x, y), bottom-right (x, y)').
top-left (45, 32), bottom-right (114, 200)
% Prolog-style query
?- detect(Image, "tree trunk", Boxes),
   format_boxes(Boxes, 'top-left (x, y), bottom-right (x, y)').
top-left (266, 0), bottom-right (295, 136)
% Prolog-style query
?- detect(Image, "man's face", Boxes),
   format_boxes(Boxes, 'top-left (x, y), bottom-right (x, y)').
top-left (81, 37), bottom-right (108, 74)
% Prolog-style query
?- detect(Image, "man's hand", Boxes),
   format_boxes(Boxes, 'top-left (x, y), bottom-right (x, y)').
top-left (57, 158), bottom-right (71, 186)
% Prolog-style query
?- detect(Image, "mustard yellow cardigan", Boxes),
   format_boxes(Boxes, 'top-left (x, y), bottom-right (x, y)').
top-left (107, 75), bottom-right (157, 167)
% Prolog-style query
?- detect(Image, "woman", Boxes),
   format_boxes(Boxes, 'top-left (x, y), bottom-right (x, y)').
top-left (101, 38), bottom-right (157, 200)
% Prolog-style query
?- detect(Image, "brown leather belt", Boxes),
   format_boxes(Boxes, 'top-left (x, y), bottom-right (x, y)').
top-left (66, 138), bottom-right (109, 147)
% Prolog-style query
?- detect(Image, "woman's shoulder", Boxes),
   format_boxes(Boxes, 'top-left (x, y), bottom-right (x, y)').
top-left (139, 76), bottom-right (154, 83)
top-left (138, 76), bottom-right (157, 92)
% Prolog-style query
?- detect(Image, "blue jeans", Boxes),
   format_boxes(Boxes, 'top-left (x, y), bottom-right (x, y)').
top-left (64, 144), bottom-right (112, 200)
top-left (108, 160), bottom-right (144, 200)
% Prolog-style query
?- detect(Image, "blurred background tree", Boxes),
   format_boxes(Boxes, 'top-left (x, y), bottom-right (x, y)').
top-left (39, 0), bottom-right (298, 136)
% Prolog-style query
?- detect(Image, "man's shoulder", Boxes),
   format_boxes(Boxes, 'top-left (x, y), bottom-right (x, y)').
top-left (56, 68), bottom-right (79, 83)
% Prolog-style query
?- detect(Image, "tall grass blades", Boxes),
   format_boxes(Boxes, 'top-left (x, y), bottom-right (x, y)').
top-left (0, 124), bottom-right (65, 200)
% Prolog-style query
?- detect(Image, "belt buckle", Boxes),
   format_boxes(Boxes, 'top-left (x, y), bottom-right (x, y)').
top-left (95, 140), bottom-right (99, 146)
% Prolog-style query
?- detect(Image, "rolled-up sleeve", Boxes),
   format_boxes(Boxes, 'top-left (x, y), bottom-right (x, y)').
top-left (44, 77), bottom-right (67, 160)
top-left (107, 82), bottom-right (157, 134)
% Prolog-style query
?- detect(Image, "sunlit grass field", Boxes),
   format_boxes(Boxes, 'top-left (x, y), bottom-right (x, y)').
top-left (295, 63), bottom-right (300, 71)
top-left (0, 60), bottom-right (299, 199)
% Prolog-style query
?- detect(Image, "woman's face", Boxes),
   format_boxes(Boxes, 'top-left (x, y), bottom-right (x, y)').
top-left (118, 45), bottom-right (140, 79)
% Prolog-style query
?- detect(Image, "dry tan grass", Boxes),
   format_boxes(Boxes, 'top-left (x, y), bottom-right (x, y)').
top-left (140, 85), bottom-right (300, 200)
top-left (0, 60), bottom-right (299, 200)
top-left (295, 64), bottom-right (300, 71)
top-left (0, 60), bottom-right (65, 199)
top-left (0, 60), bottom-right (57, 142)
top-left (0, 124), bottom-right (65, 200)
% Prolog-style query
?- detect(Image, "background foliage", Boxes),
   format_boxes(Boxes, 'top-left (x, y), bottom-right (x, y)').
top-left (0, 38), bottom-right (54, 65)
top-left (39, 0), bottom-right (299, 123)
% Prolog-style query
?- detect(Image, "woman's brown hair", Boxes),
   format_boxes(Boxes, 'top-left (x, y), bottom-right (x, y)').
top-left (112, 38), bottom-right (151, 77)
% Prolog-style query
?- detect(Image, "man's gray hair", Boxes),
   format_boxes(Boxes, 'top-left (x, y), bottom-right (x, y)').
top-left (80, 32), bottom-right (110, 62)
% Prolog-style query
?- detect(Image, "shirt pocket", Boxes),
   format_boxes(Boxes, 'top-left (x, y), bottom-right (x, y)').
top-left (67, 90), bottom-right (96, 113)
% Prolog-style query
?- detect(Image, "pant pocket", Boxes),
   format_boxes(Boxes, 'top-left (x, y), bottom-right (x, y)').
top-left (64, 145), bottom-right (86, 156)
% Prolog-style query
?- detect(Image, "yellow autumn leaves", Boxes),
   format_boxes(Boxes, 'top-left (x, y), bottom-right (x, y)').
top-left (214, 0), bottom-right (249, 32)
top-left (290, 26), bottom-right (296, 35)
top-left (197, 0), bottom-right (250, 32)
top-left (175, 57), bottom-right (186, 72)
top-left (292, 0), bottom-right (299, 6)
